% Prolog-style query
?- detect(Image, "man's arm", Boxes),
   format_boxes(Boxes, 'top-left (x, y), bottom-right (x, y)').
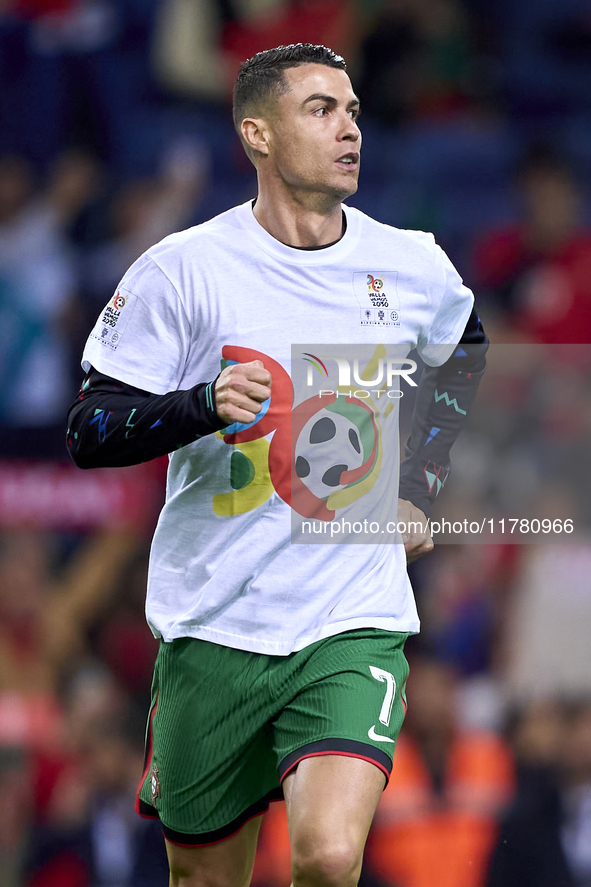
top-left (66, 361), bottom-right (271, 468)
top-left (399, 307), bottom-right (489, 557)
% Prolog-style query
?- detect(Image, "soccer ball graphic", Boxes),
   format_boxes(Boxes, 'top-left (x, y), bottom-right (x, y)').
top-left (295, 409), bottom-right (365, 500)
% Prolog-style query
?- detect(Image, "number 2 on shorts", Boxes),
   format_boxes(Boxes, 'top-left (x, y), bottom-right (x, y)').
top-left (369, 666), bottom-right (396, 726)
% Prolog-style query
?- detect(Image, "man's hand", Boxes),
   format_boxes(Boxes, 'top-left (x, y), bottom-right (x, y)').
top-left (214, 360), bottom-right (272, 426)
top-left (398, 498), bottom-right (434, 563)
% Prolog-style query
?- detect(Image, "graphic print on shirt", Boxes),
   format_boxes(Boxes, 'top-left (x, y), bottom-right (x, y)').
top-left (88, 288), bottom-right (138, 351)
top-left (211, 343), bottom-right (408, 536)
top-left (212, 345), bottom-right (292, 517)
top-left (354, 272), bottom-right (401, 327)
top-left (291, 393), bottom-right (380, 522)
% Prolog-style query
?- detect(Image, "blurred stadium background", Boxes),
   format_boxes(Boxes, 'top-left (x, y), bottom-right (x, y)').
top-left (0, 1), bottom-right (591, 885)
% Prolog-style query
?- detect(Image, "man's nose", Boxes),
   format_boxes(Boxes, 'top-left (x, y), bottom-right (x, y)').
top-left (340, 116), bottom-right (360, 142)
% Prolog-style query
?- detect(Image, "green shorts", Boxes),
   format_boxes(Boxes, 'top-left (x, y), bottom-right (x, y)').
top-left (136, 628), bottom-right (409, 846)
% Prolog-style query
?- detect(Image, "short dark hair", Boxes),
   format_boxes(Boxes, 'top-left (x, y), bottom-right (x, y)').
top-left (232, 43), bottom-right (347, 139)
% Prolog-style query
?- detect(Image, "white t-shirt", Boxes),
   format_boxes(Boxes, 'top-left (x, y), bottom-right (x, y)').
top-left (82, 201), bottom-right (473, 655)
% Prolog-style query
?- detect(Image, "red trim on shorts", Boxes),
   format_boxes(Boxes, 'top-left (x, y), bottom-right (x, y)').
top-left (136, 799), bottom-right (160, 819)
top-left (400, 675), bottom-right (408, 715)
top-left (280, 749), bottom-right (390, 784)
top-left (278, 738), bottom-right (393, 787)
top-left (134, 691), bottom-right (159, 815)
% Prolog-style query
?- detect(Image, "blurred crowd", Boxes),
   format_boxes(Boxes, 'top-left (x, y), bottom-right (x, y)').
top-left (0, 0), bottom-right (590, 885)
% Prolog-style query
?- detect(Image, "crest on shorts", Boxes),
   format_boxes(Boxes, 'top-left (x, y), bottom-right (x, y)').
top-left (150, 764), bottom-right (161, 803)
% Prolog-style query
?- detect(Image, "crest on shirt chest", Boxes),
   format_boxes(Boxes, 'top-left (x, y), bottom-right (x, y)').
top-left (353, 272), bottom-right (401, 327)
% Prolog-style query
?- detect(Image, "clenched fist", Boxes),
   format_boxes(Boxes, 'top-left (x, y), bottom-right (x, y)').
top-left (214, 360), bottom-right (272, 426)
top-left (398, 498), bottom-right (434, 563)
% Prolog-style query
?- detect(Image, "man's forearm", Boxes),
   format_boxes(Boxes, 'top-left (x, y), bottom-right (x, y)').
top-left (399, 309), bottom-right (488, 517)
top-left (66, 368), bottom-right (225, 468)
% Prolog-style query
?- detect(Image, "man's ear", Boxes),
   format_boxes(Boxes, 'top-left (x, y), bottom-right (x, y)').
top-left (241, 118), bottom-right (270, 157)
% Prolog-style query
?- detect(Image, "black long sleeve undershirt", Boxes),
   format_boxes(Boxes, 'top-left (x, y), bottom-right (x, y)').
top-left (398, 306), bottom-right (489, 518)
top-left (66, 369), bottom-right (226, 468)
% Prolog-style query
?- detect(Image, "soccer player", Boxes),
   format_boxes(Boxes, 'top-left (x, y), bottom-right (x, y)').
top-left (67, 44), bottom-right (487, 887)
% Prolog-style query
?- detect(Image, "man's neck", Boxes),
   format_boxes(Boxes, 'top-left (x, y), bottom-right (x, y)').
top-left (252, 189), bottom-right (345, 248)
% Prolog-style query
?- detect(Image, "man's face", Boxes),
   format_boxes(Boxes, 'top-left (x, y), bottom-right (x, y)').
top-left (264, 64), bottom-right (361, 202)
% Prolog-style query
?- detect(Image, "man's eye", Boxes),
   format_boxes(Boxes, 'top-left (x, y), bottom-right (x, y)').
top-left (314, 107), bottom-right (327, 117)
top-left (349, 109), bottom-right (360, 119)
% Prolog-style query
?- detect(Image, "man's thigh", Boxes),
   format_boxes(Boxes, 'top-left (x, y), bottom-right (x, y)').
top-left (283, 754), bottom-right (386, 883)
top-left (165, 815), bottom-right (262, 887)
top-left (270, 630), bottom-right (409, 883)
top-left (136, 638), bottom-right (282, 846)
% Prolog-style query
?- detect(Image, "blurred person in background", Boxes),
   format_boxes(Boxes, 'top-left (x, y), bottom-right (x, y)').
top-left (0, 0), bottom-right (160, 172)
top-left (410, 545), bottom-right (513, 683)
top-left (83, 139), bottom-right (209, 320)
top-left (472, 146), bottom-right (591, 343)
top-left (0, 527), bottom-right (143, 884)
top-left (0, 528), bottom-right (138, 697)
top-left (21, 667), bottom-right (168, 886)
top-left (220, 0), bottom-right (357, 84)
top-left (506, 545), bottom-right (591, 703)
top-left (0, 150), bottom-right (101, 459)
top-left (488, 698), bottom-right (591, 887)
top-left (93, 547), bottom-right (158, 710)
top-left (356, 0), bottom-right (475, 125)
top-left (152, 0), bottom-right (356, 103)
top-left (364, 656), bottom-right (514, 887)
top-left (0, 743), bottom-right (30, 887)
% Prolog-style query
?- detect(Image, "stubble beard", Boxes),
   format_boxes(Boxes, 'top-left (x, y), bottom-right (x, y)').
top-left (289, 168), bottom-right (360, 211)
